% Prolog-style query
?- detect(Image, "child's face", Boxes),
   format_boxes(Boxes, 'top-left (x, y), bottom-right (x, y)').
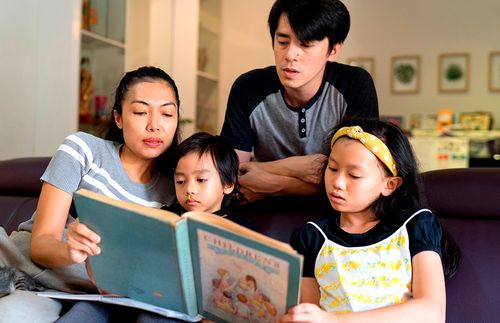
top-left (325, 138), bottom-right (395, 216)
top-left (174, 152), bottom-right (234, 213)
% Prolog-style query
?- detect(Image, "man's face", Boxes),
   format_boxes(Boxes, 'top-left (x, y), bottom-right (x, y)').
top-left (273, 14), bottom-right (338, 100)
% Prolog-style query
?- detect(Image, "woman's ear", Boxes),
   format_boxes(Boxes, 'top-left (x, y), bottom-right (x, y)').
top-left (223, 183), bottom-right (235, 195)
top-left (113, 110), bottom-right (123, 129)
top-left (381, 176), bottom-right (403, 197)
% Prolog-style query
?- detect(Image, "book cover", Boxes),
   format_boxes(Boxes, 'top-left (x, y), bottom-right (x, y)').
top-left (72, 189), bottom-right (303, 321)
top-left (73, 189), bottom-right (197, 316)
top-left (185, 212), bottom-right (302, 323)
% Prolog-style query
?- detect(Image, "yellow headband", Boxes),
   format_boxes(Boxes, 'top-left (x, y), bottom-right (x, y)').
top-left (331, 126), bottom-right (398, 176)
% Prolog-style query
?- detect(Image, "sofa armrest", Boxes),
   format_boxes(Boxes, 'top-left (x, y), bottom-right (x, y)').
top-left (0, 157), bottom-right (50, 197)
top-left (0, 157), bottom-right (50, 234)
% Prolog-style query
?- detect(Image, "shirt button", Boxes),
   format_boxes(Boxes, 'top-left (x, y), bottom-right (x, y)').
top-left (301, 118), bottom-right (305, 123)
top-left (301, 128), bottom-right (306, 133)
top-left (301, 108), bottom-right (306, 113)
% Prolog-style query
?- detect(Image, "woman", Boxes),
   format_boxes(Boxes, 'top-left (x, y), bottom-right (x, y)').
top-left (3, 66), bottom-right (181, 322)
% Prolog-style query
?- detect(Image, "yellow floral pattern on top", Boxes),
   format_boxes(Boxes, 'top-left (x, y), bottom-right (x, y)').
top-left (309, 211), bottom-right (423, 313)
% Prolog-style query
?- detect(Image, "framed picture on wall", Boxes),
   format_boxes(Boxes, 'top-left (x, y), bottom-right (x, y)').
top-left (438, 53), bottom-right (469, 93)
top-left (390, 55), bottom-right (420, 94)
top-left (489, 51), bottom-right (500, 92)
top-left (347, 57), bottom-right (375, 78)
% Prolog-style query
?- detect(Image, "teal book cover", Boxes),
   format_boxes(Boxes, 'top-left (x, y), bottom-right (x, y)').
top-left (73, 189), bottom-right (198, 316)
top-left (72, 189), bottom-right (303, 322)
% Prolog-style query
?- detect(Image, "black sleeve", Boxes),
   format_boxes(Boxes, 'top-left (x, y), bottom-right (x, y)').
top-left (407, 210), bottom-right (442, 258)
top-left (342, 67), bottom-right (379, 120)
top-left (220, 74), bottom-right (254, 152)
top-left (290, 223), bottom-right (325, 278)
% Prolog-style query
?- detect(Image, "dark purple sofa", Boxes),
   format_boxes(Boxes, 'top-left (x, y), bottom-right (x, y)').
top-left (1, 157), bottom-right (499, 322)
top-left (0, 157), bottom-right (50, 234)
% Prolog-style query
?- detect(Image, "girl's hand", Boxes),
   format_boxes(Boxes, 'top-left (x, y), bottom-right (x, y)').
top-left (279, 303), bottom-right (336, 323)
top-left (66, 218), bottom-right (101, 263)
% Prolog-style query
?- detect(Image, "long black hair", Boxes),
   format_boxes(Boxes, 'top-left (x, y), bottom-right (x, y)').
top-left (99, 66), bottom-right (181, 177)
top-left (323, 118), bottom-right (460, 278)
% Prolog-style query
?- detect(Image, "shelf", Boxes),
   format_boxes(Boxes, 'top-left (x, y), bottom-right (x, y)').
top-left (197, 70), bottom-right (218, 82)
top-left (81, 29), bottom-right (125, 49)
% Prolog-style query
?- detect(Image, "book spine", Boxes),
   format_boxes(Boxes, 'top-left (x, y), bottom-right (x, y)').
top-left (175, 219), bottom-right (198, 315)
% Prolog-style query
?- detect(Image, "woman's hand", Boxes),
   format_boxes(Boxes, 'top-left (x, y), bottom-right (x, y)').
top-left (66, 218), bottom-right (101, 263)
top-left (31, 182), bottom-right (98, 268)
top-left (279, 303), bottom-right (336, 323)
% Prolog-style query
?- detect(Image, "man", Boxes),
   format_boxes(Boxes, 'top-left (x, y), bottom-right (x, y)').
top-left (221, 0), bottom-right (378, 202)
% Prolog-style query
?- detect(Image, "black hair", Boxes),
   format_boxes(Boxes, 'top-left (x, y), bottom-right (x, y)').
top-left (268, 0), bottom-right (350, 52)
top-left (99, 66), bottom-right (181, 177)
top-left (327, 119), bottom-right (421, 219)
top-left (174, 132), bottom-right (240, 213)
top-left (323, 118), bottom-right (460, 278)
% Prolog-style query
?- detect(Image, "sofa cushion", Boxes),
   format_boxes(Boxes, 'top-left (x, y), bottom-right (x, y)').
top-left (422, 167), bottom-right (500, 220)
top-left (0, 157), bottom-right (49, 197)
top-left (0, 197), bottom-right (38, 235)
top-left (233, 195), bottom-right (329, 242)
top-left (441, 217), bottom-right (500, 322)
top-left (0, 157), bottom-right (49, 234)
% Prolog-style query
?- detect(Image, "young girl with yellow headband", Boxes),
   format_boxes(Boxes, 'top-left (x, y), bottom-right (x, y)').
top-left (280, 119), bottom-right (458, 323)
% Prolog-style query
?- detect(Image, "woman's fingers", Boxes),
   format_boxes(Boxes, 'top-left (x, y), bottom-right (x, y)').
top-left (70, 219), bottom-right (101, 243)
top-left (67, 219), bottom-right (101, 256)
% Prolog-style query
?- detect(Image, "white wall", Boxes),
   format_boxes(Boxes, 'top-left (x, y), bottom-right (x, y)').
top-left (216, 0), bottom-right (500, 130)
top-left (170, 0), bottom-right (198, 138)
top-left (341, 0), bottom-right (500, 129)
top-left (0, 0), bottom-right (81, 159)
top-left (126, 0), bottom-right (174, 73)
top-left (126, 0), bottom-right (197, 139)
top-left (125, 0), bottom-right (152, 70)
top-left (2, 0), bottom-right (498, 160)
top-left (218, 0), bottom-right (275, 130)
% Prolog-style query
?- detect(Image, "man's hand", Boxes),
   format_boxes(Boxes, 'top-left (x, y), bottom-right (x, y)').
top-left (238, 162), bottom-right (279, 203)
top-left (280, 154), bottom-right (327, 186)
top-left (237, 158), bottom-right (323, 203)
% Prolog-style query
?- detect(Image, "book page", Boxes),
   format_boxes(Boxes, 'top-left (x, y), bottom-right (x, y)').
top-left (36, 292), bottom-right (202, 322)
top-left (187, 216), bottom-right (302, 323)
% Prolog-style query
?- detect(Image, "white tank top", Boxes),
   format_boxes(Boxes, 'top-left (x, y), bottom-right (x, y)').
top-left (308, 209), bottom-right (428, 313)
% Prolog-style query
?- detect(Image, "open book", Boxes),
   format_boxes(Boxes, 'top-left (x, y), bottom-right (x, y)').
top-left (46, 189), bottom-right (303, 322)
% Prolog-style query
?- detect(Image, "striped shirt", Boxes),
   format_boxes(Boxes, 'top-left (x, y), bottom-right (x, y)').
top-left (19, 132), bottom-right (175, 232)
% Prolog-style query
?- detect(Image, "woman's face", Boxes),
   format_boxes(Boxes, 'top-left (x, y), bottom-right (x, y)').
top-left (114, 80), bottom-right (178, 163)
